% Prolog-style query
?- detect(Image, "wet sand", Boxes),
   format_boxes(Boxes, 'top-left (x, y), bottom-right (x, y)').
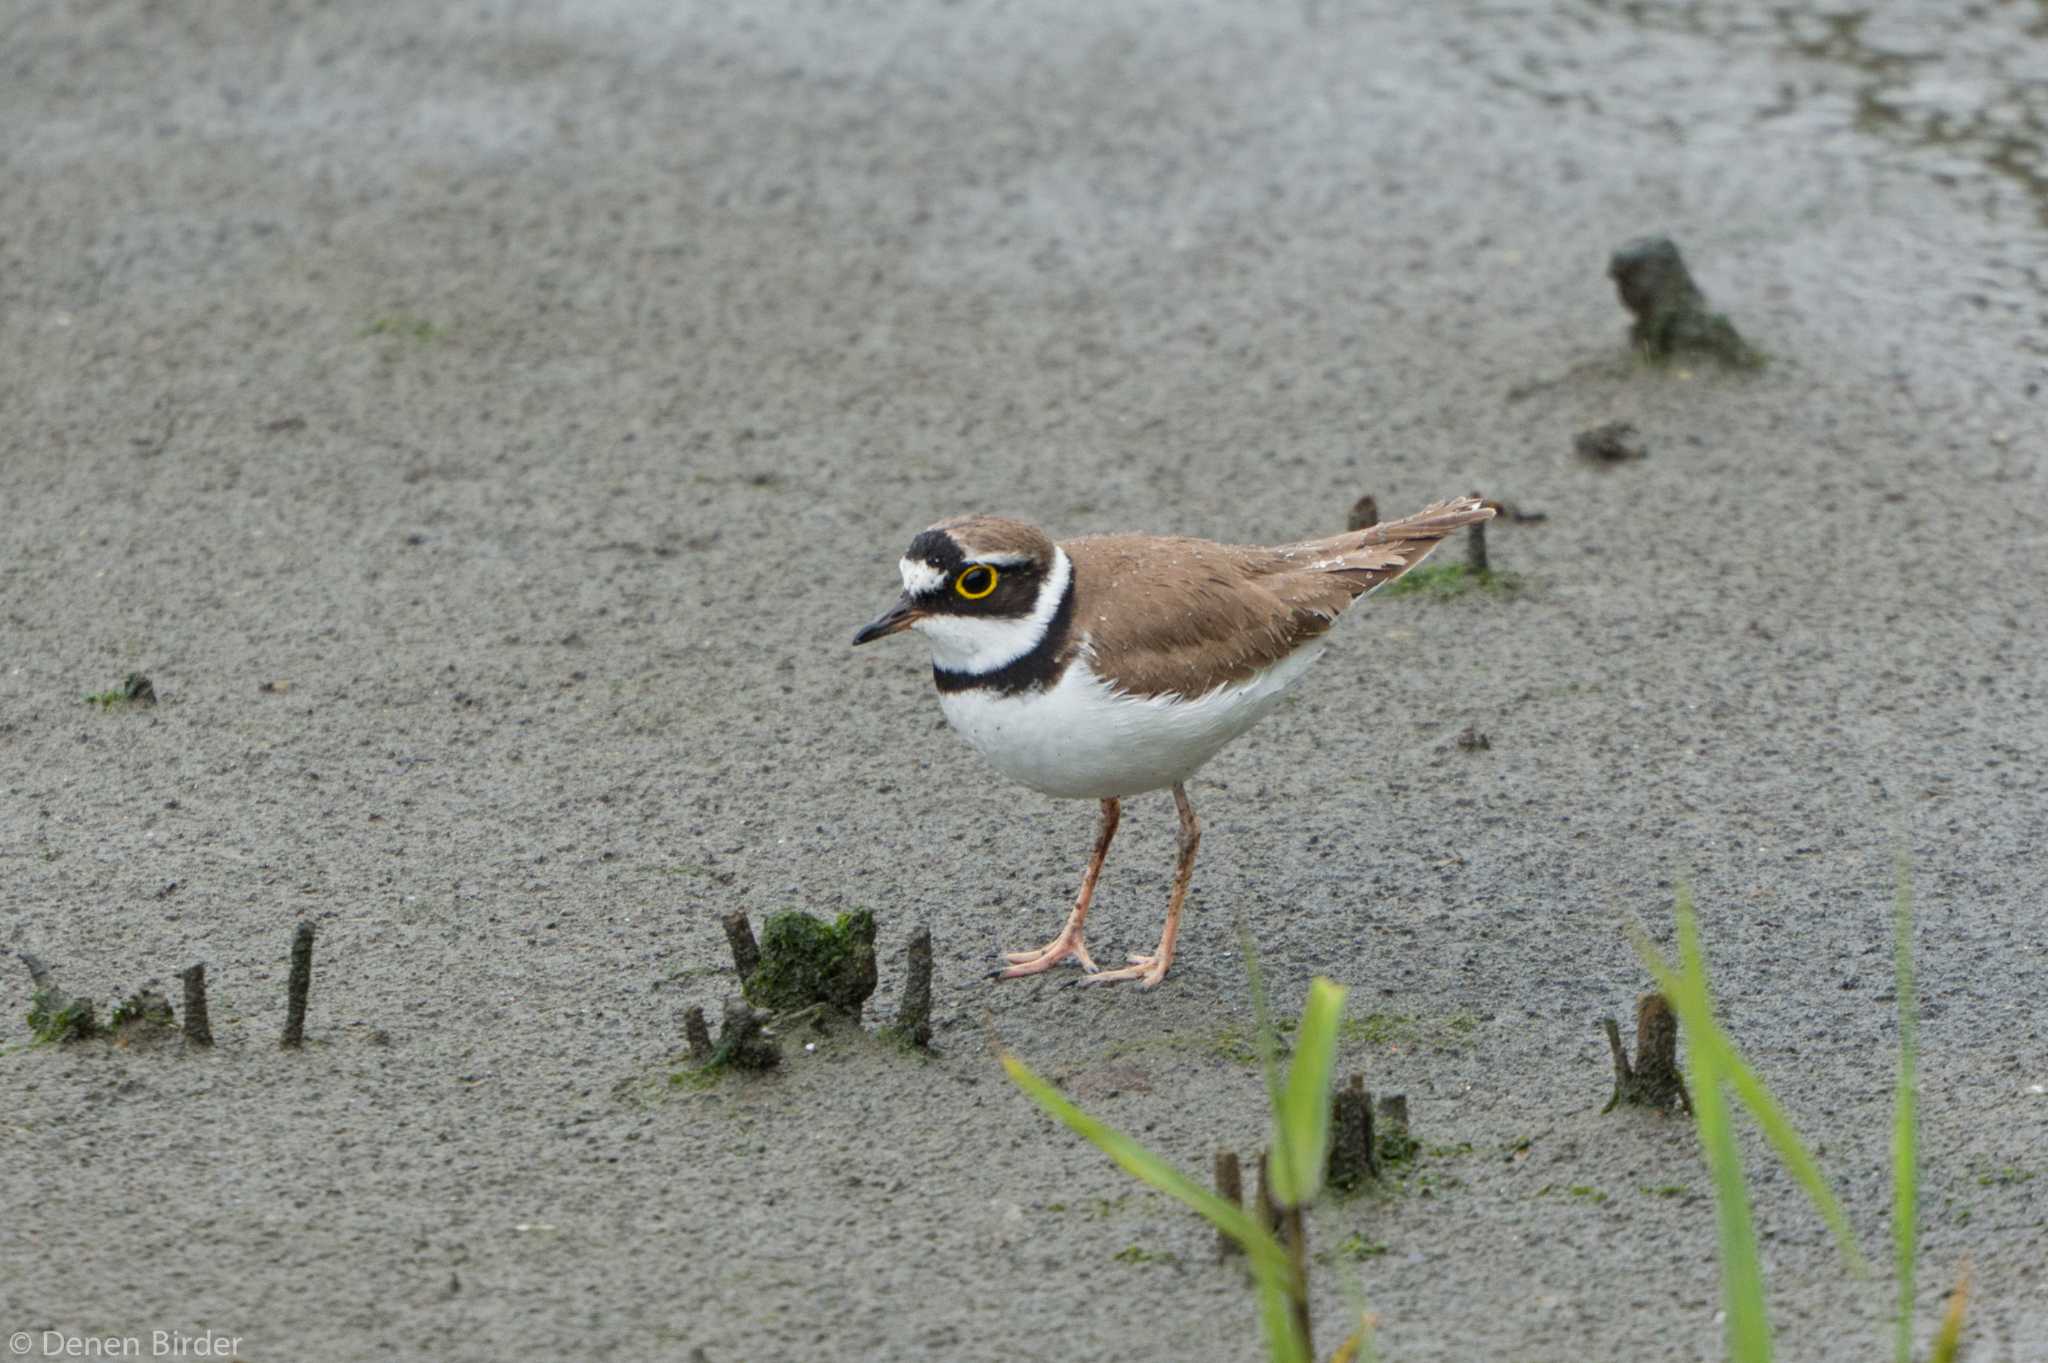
top-left (3, 3), bottom-right (2045, 1360)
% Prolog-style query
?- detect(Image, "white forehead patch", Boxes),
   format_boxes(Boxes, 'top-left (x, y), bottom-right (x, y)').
top-left (899, 557), bottom-right (947, 596)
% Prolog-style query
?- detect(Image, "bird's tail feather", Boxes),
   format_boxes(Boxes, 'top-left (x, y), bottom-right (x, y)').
top-left (1276, 494), bottom-right (1495, 595)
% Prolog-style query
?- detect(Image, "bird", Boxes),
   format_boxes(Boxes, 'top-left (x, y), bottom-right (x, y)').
top-left (852, 495), bottom-right (1495, 988)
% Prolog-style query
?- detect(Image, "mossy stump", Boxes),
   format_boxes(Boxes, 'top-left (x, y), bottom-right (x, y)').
top-left (1602, 992), bottom-right (1693, 1114)
top-left (737, 910), bottom-right (878, 1020)
top-left (708, 995), bottom-right (781, 1071)
top-left (1608, 236), bottom-right (1762, 369)
top-left (1327, 1075), bottom-right (1379, 1191)
top-left (1376, 1093), bottom-right (1417, 1166)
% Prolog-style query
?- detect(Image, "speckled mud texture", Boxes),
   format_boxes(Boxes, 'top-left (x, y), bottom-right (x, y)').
top-left (4, 3), bottom-right (2045, 1361)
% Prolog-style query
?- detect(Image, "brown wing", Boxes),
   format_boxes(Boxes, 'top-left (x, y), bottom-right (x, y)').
top-left (1065, 496), bottom-right (1494, 699)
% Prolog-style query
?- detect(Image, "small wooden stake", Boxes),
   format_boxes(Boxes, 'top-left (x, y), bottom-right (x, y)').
top-left (1602, 992), bottom-right (1692, 1113)
top-left (1253, 1151), bottom-right (1282, 1235)
top-left (179, 963), bottom-right (213, 1048)
top-left (721, 911), bottom-right (760, 980)
top-left (1214, 1150), bottom-right (1244, 1260)
top-left (281, 921), bottom-right (314, 1049)
top-left (1465, 492), bottom-right (1490, 574)
top-left (1346, 495), bottom-right (1380, 533)
top-left (683, 1005), bottom-right (713, 1061)
top-left (896, 926), bottom-right (934, 1047)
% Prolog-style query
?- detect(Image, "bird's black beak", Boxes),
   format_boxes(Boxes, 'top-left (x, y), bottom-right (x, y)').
top-left (852, 593), bottom-right (922, 645)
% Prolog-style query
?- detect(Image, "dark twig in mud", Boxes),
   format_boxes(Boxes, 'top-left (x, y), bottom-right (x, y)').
top-left (1608, 236), bottom-right (1762, 369)
top-left (281, 921), bottom-right (315, 1049)
top-left (180, 964), bottom-right (213, 1047)
top-left (1602, 992), bottom-right (1693, 1114)
top-left (1213, 1150), bottom-right (1244, 1260)
top-left (884, 926), bottom-right (934, 1048)
top-left (683, 1005), bottom-right (713, 1062)
top-left (721, 911), bottom-right (760, 980)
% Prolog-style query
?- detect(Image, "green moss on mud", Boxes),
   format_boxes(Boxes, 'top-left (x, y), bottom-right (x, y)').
top-left (1383, 564), bottom-right (1522, 601)
top-left (28, 989), bottom-right (99, 1044)
top-left (741, 910), bottom-right (878, 1017)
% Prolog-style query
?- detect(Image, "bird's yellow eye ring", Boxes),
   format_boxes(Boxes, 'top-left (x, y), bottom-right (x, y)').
top-left (955, 564), bottom-right (999, 600)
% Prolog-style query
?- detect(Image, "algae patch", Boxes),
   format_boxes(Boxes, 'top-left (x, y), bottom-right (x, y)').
top-left (1383, 563), bottom-right (1522, 601)
top-left (741, 910), bottom-right (878, 1018)
top-left (28, 989), bottom-right (100, 1044)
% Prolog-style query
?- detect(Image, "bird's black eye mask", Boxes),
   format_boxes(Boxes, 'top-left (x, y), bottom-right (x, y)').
top-left (900, 533), bottom-right (1045, 617)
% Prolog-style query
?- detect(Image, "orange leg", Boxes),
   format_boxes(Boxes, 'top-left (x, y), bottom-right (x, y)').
top-left (1081, 783), bottom-right (1199, 989)
top-left (996, 798), bottom-right (1118, 978)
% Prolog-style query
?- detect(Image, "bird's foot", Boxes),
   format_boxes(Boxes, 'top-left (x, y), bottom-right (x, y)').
top-left (1075, 952), bottom-right (1170, 989)
top-left (993, 929), bottom-right (1100, 979)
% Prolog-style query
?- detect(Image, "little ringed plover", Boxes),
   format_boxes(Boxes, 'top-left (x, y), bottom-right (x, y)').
top-left (853, 495), bottom-right (1494, 988)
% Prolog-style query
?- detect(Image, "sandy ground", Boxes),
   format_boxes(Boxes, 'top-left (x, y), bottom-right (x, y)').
top-left (4, 2), bottom-right (2045, 1360)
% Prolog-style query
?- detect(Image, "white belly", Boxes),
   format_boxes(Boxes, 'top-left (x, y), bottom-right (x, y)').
top-left (936, 646), bottom-right (1326, 799)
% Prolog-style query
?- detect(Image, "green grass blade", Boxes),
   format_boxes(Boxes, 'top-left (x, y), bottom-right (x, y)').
top-left (1629, 908), bottom-right (1867, 1276)
top-left (1271, 978), bottom-right (1347, 1207)
top-left (1892, 856), bottom-right (1919, 1363)
top-left (1928, 1267), bottom-right (1968, 1363)
top-left (1001, 1051), bottom-right (1309, 1363)
top-left (1691, 1019), bottom-right (1773, 1363)
top-left (1672, 895), bottom-right (1773, 1363)
top-left (1716, 1043), bottom-right (1867, 1276)
top-left (1001, 1053), bottom-right (1283, 1267)
top-left (1256, 1278), bottom-right (1306, 1363)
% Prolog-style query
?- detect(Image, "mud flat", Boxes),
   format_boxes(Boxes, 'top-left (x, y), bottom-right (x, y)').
top-left (3, 3), bottom-right (2044, 1360)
